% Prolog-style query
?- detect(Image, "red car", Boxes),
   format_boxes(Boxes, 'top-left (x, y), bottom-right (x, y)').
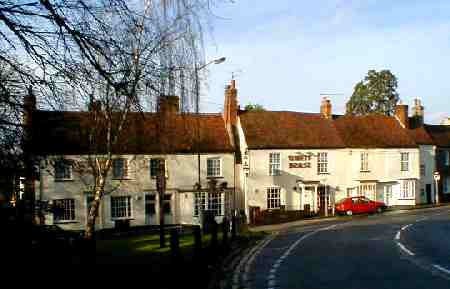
top-left (335, 196), bottom-right (387, 216)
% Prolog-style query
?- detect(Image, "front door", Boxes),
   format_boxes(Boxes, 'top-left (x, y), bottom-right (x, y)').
top-left (318, 186), bottom-right (326, 216)
top-left (426, 184), bottom-right (432, 204)
top-left (145, 194), bottom-right (156, 225)
top-left (302, 186), bottom-right (314, 212)
top-left (384, 185), bottom-right (394, 206)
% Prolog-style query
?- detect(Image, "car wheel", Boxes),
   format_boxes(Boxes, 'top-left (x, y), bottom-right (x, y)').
top-left (346, 210), bottom-right (353, 216)
top-left (376, 207), bottom-right (383, 214)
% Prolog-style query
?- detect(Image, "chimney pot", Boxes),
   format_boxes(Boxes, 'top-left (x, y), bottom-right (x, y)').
top-left (320, 96), bottom-right (332, 119)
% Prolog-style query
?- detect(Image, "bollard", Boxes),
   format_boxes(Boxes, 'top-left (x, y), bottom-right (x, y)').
top-left (170, 228), bottom-right (180, 261)
top-left (222, 217), bottom-right (229, 251)
top-left (231, 214), bottom-right (237, 240)
top-left (193, 225), bottom-right (203, 264)
top-left (210, 220), bottom-right (218, 255)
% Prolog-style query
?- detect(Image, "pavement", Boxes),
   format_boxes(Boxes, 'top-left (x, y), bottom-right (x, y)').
top-left (247, 203), bottom-right (450, 233)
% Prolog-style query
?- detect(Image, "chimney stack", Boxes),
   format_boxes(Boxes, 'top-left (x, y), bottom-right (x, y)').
top-left (223, 79), bottom-right (238, 126)
top-left (411, 98), bottom-right (424, 128)
top-left (159, 95), bottom-right (180, 115)
top-left (395, 102), bottom-right (409, 129)
top-left (23, 86), bottom-right (36, 128)
top-left (320, 97), bottom-right (332, 119)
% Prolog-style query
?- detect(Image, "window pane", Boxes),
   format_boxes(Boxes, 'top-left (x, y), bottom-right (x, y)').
top-left (111, 196), bottom-right (131, 218)
top-left (150, 159), bottom-right (159, 177)
top-left (113, 159), bottom-right (124, 178)
top-left (207, 159), bottom-right (221, 177)
top-left (269, 153), bottom-right (281, 176)
top-left (53, 199), bottom-right (75, 221)
top-left (267, 187), bottom-right (281, 209)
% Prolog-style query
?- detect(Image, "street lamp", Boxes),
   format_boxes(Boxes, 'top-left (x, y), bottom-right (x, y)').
top-left (434, 171), bottom-right (440, 204)
top-left (195, 57), bottom-right (226, 189)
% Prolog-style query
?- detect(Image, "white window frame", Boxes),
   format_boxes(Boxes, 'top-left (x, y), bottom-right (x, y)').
top-left (112, 158), bottom-right (129, 179)
top-left (53, 199), bottom-right (75, 222)
top-left (150, 158), bottom-right (168, 178)
top-left (111, 196), bottom-right (132, 219)
top-left (269, 152), bottom-right (281, 176)
top-left (194, 191), bottom-right (224, 216)
top-left (54, 159), bottom-right (73, 181)
top-left (401, 152), bottom-right (409, 172)
top-left (317, 152), bottom-right (328, 174)
top-left (400, 180), bottom-right (415, 199)
top-left (207, 158), bottom-right (222, 177)
top-left (267, 187), bottom-right (281, 209)
top-left (360, 152), bottom-right (369, 172)
top-left (358, 183), bottom-right (376, 199)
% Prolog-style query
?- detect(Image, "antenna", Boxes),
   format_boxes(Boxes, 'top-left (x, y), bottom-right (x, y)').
top-left (231, 69), bottom-right (243, 80)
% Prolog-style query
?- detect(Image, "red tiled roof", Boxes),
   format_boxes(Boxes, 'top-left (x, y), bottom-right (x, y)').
top-left (408, 126), bottom-right (434, 145)
top-left (333, 114), bottom-right (418, 148)
top-left (425, 125), bottom-right (450, 147)
top-left (32, 111), bottom-right (234, 155)
top-left (239, 111), bottom-right (345, 149)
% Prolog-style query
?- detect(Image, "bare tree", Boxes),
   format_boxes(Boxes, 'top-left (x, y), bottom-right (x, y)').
top-left (6, 0), bottom-right (224, 239)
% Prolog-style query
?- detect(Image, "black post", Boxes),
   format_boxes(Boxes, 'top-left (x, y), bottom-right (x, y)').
top-left (210, 220), bottom-right (218, 253)
top-left (222, 217), bottom-right (229, 252)
top-left (157, 159), bottom-right (166, 248)
top-left (170, 228), bottom-right (180, 261)
top-left (231, 214), bottom-right (237, 240)
top-left (193, 225), bottom-right (203, 266)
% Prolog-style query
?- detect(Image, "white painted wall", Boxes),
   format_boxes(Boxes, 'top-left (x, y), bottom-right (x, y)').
top-left (242, 147), bottom-right (422, 212)
top-left (35, 153), bottom-right (237, 231)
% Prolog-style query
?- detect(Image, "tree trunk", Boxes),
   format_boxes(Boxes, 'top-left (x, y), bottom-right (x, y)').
top-left (85, 175), bottom-right (105, 240)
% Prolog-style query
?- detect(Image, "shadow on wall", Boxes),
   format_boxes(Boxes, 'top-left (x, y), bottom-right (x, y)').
top-left (248, 169), bottom-right (339, 226)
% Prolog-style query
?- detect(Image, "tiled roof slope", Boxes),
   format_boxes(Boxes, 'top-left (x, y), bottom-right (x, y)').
top-left (408, 126), bottom-right (434, 145)
top-left (32, 111), bottom-right (234, 155)
top-left (239, 111), bottom-right (345, 149)
top-left (333, 114), bottom-right (418, 148)
top-left (425, 125), bottom-right (450, 147)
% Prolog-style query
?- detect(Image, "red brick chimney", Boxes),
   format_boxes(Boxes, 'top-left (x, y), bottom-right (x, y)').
top-left (395, 102), bottom-right (409, 128)
top-left (23, 86), bottom-right (36, 129)
top-left (320, 97), bottom-right (332, 119)
top-left (223, 79), bottom-right (238, 126)
top-left (159, 95), bottom-right (180, 115)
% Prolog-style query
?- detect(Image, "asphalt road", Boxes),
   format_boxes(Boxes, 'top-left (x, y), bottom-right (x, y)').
top-left (231, 206), bottom-right (450, 289)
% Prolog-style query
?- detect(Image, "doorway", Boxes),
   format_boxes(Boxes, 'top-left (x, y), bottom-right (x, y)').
top-left (145, 194), bottom-right (156, 225)
top-left (426, 184), bottom-right (432, 204)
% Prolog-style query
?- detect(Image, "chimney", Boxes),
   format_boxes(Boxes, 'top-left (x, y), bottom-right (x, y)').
top-left (223, 79), bottom-right (238, 126)
top-left (159, 95), bottom-right (180, 115)
top-left (23, 86), bottom-right (36, 128)
top-left (411, 98), bottom-right (424, 128)
top-left (395, 102), bottom-right (409, 129)
top-left (320, 97), bottom-right (332, 119)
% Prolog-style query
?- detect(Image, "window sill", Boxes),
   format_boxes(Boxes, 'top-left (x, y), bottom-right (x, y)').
top-left (54, 220), bottom-right (78, 224)
top-left (206, 176), bottom-right (223, 179)
top-left (54, 179), bottom-right (74, 182)
top-left (318, 172), bottom-right (330, 175)
top-left (360, 170), bottom-right (371, 173)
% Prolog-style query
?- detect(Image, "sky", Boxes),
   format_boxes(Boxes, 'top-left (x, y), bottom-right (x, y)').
top-left (200, 0), bottom-right (450, 124)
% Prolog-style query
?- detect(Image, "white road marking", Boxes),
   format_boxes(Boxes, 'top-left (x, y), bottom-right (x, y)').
top-left (395, 231), bottom-right (401, 240)
top-left (433, 264), bottom-right (450, 276)
top-left (397, 241), bottom-right (415, 256)
top-left (401, 224), bottom-right (412, 231)
top-left (266, 224), bottom-right (339, 289)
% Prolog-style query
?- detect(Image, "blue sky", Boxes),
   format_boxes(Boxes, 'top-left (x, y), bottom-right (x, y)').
top-left (200, 0), bottom-right (450, 124)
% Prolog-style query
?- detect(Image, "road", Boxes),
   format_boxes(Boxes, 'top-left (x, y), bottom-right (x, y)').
top-left (230, 206), bottom-right (450, 289)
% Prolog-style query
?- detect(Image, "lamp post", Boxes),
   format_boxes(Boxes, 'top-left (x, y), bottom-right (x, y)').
top-left (195, 57), bottom-right (226, 189)
top-left (434, 171), bottom-right (440, 204)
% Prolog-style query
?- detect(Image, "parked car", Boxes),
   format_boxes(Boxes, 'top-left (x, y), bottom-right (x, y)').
top-left (335, 196), bottom-right (387, 216)
top-left (30, 224), bottom-right (83, 252)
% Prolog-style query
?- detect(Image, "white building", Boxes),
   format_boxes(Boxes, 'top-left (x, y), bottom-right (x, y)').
top-left (28, 92), bottom-right (241, 231)
top-left (236, 96), bottom-right (426, 223)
